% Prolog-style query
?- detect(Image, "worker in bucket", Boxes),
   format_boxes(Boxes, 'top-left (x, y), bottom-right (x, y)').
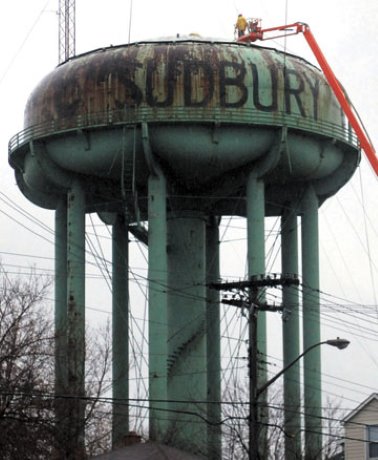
top-left (235, 14), bottom-right (248, 38)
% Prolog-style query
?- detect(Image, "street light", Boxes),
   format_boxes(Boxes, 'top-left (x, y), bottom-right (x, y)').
top-left (249, 337), bottom-right (350, 460)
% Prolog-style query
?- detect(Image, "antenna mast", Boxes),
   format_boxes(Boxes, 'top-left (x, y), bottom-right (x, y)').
top-left (58, 0), bottom-right (76, 63)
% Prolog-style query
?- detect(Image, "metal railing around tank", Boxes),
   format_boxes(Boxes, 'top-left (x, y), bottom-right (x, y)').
top-left (8, 107), bottom-right (359, 155)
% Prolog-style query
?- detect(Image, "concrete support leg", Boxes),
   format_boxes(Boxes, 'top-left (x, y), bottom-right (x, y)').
top-left (112, 215), bottom-right (129, 447)
top-left (148, 173), bottom-right (168, 441)
top-left (281, 206), bottom-right (301, 459)
top-left (55, 197), bottom-right (68, 451)
top-left (246, 173), bottom-right (267, 456)
top-left (301, 186), bottom-right (322, 460)
top-left (167, 212), bottom-right (207, 456)
top-left (66, 181), bottom-right (86, 458)
top-left (206, 217), bottom-right (221, 460)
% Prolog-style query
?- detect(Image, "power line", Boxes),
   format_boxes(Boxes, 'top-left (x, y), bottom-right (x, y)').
top-left (0, 1), bottom-right (51, 85)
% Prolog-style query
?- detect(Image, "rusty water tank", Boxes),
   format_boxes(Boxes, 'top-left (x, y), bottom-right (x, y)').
top-left (9, 37), bottom-right (359, 216)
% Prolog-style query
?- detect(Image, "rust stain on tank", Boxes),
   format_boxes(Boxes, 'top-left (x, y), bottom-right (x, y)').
top-left (24, 39), bottom-right (345, 136)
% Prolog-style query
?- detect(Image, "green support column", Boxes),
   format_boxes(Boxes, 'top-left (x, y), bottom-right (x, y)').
top-left (206, 217), bottom-right (221, 460)
top-left (66, 180), bottom-right (86, 458)
top-left (148, 172), bottom-right (168, 441)
top-left (167, 212), bottom-right (207, 455)
top-left (112, 214), bottom-right (129, 447)
top-left (55, 197), bottom-right (68, 450)
top-left (281, 206), bottom-right (301, 459)
top-left (246, 173), bottom-right (267, 457)
top-left (301, 186), bottom-right (322, 460)
top-left (247, 174), bottom-right (267, 374)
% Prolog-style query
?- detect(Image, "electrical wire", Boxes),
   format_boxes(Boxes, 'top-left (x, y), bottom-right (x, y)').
top-left (0, 0), bottom-right (52, 85)
top-left (358, 166), bottom-right (378, 316)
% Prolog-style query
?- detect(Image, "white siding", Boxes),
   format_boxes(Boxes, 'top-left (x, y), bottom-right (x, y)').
top-left (345, 399), bottom-right (378, 460)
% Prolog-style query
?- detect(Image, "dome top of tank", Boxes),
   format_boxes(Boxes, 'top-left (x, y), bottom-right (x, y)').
top-left (21, 35), bottom-right (352, 139)
top-left (59, 33), bottom-right (320, 72)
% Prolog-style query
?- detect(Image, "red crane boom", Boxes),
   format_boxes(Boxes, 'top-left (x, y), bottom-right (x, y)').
top-left (238, 21), bottom-right (378, 175)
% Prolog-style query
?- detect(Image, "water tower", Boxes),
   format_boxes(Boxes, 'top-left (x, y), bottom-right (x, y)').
top-left (8, 37), bottom-right (359, 458)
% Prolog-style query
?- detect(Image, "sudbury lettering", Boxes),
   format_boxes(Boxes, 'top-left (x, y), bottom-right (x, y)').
top-left (142, 57), bottom-right (321, 119)
top-left (80, 54), bottom-right (322, 120)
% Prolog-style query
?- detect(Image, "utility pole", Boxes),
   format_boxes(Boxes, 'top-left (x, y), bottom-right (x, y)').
top-left (249, 283), bottom-right (259, 460)
top-left (58, 0), bottom-right (76, 63)
top-left (211, 274), bottom-right (299, 460)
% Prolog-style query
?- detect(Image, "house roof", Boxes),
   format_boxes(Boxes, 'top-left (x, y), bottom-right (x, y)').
top-left (343, 393), bottom-right (378, 423)
top-left (91, 442), bottom-right (203, 459)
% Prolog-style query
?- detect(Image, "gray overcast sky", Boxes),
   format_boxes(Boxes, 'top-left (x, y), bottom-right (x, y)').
top-left (0, 0), bottom-right (377, 422)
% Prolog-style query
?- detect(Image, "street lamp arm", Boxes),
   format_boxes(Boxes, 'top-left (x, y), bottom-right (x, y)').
top-left (256, 338), bottom-right (349, 398)
top-left (256, 341), bottom-right (323, 398)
